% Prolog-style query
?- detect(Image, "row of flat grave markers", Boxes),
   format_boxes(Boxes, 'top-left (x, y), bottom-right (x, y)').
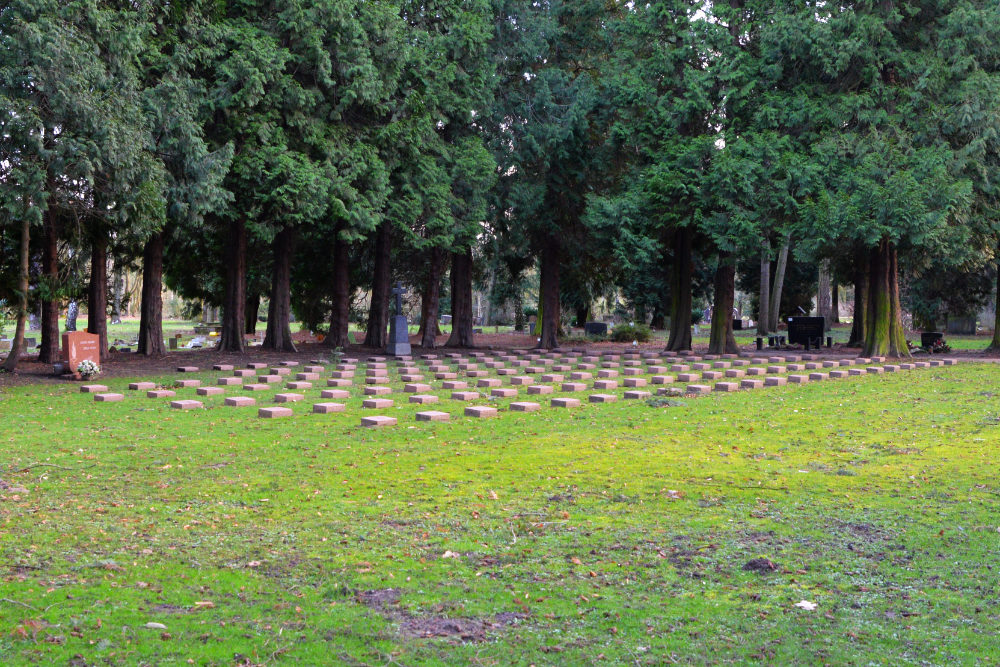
top-left (81, 352), bottom-right (961, 427)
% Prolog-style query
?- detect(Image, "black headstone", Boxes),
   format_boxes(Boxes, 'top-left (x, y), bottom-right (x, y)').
top-left (921, 331), bottom-right (944, 348)
top-left (787, 317), bottom-right (825, 347)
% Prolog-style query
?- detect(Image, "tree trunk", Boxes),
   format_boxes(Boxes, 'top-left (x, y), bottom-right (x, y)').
top-left (110, 266), bottom-right (124, 324)
top-left (575, 305), bottom-right (589, 329)
top-left (137, 232), bottom-right (165, 356)
top-left (88, 233), bottom-right (108, 359)
top-left (650, 309), bottom-right (665, 330)
top-left (831, 283), bottom-right (841, 324)
top-left (39, 211), bottom-right (60, 364)
top-left (1, 214), bottom-right (30, 372)
top-left (708, 254), bottom-right (739, 355)
top-left (817, 259), bottom-right (832, 331)
top-left (218, 219), bottom-right (247, 352)
top-left (768, 233), bottom-right (790, 331)
top-left (989, 240), bottom-right (1000, 351)
top-left (364, 221), bottom-right (391, 349)
top-left (323, 232), bottom-right (352, 349)
top-left (246, 290), bottom-right (260, 335)
top-left (666, 226), bottom-right (693, 352)
top-left (446, 249), bottom-right (475, 347)
top-left (864, 239), bottom-right (909, 358)
top-left (758, 238), bottom-right (771, 336)
top-left (262, 227), bottom-right (297, 352)
top-left (847, 244), bottom-right (869, 347)
top-left (482, 252), bottom-right (498, 328)
top-left (537, 236), bottom-right (560, 349)
top-left (419, 247), bottom-right (445, 349)
top-left (65, 301), bottom-right (78, 332)
top-left (514, 292), bottom-right (525, 331)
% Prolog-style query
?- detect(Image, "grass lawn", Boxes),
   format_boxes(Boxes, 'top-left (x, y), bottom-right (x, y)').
top-left (1, 360), bottom-right (999, 664)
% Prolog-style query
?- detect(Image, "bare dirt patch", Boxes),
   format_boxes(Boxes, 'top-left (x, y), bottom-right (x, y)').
top-left (743, 557), bottom-right (779, 573)
top-left (355, 587), bottom-right (527, 642)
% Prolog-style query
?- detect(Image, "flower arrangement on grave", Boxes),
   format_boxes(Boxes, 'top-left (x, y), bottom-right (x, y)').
top-left (77, 359), bottom-right (100, 379)
top-left (927, 338), bottom-right (952, 354)
top-left (909, 337), bottom-right (953, 354)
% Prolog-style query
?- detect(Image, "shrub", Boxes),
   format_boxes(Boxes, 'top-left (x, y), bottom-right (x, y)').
top-left (610, 323), bottom-right (652, 343)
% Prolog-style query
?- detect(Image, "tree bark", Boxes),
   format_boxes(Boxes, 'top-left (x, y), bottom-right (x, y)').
top-left (650, 309), bottom-right (665, 330)
top-left (864, 239), bottom-right (909, 358)
top-left (137, 232), bottom-right (165, 356)
top-left (666, 226), bottom-right (693, 352)
top-left (419, 247), bottom-right (445, 349)
top-left (263, 227), bottom-right (297, 352)
top-left (708, 254), bottom-right (739, 355)
top-left (446, 248), bottom-right (476, 347)
top-left (218, 219), bottom-right (247, 352)
top-left (110, 266), bottom-right (123, 324)
top-left (1, 214), bottom-right (30, 371)
top-left (769, 233), bottom-right (790, 331)
top-left (758, 238), bottom-right (771, 336)
top-left (575, 305), bottom-right (589, 329)
top-left (514, 292), bottom-right (525, 331)
top-left (537, 236), bottom-right (560, 349)
top-left (817, 259), bottom-right (832, 331)
top-left (847, 244), bottom-right (869, 347)
top-left (39, 211), bottom-right (60, 364)
top-left (482, 253), bottom-right (498, 328)
top-left (989, 240), bottom-right (1000, 351)
top-left (364, 221), bottom-right (391, 349)
top-left (245, 290), bottom-right (260, 335)
top-left (831, 283), bottom-right (841, 324)
top-left (323, 231), bottom-right (352, 349)
top-left (88, 232), bottom-right (108, 359)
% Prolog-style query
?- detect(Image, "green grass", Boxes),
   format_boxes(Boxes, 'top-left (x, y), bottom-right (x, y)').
top-left (2, 361), bottom-right (999, 664)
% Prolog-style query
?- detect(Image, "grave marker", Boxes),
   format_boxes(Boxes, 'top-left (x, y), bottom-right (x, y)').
top-left (62, 331), bottom-right (100, 379)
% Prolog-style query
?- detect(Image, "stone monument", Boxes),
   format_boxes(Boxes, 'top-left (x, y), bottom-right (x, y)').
top-left (62, 331), bottom-right (100, 379)
top-left (386, 282), bottom-right (411, 356)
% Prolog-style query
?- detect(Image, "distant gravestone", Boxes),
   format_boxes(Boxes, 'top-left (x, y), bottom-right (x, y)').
top-left (946, 316), bottom-right (976, 335)
top-left (62, 331), bottom-right (100, 379)
top-left (28, 313), bottom-right (40, 331)
top-left (584, 322), bottom-right (608, 336)
top-left (386, 282), bottom-right (411, 356)
top-left (440, 315), bottom-right (453, 325)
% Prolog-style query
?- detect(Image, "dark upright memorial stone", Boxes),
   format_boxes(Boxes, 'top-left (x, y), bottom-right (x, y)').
top-left (787, 317), bottom-right (825, 347)
top-left (387, 282), bottom-right (411, 356)
top-left (921, 331), bottom-right (944, 348)
top-left (733, 319), bottom-right (744, 330)
top-left (584, 322), bottom-right (608, 336)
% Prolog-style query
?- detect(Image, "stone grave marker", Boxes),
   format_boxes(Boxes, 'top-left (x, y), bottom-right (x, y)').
top-left (62, 331), bottom-right (100, 379)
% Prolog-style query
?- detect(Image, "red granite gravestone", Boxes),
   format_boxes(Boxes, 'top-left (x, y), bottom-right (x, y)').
top-left (62, 331), bottom-right (100, 379)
